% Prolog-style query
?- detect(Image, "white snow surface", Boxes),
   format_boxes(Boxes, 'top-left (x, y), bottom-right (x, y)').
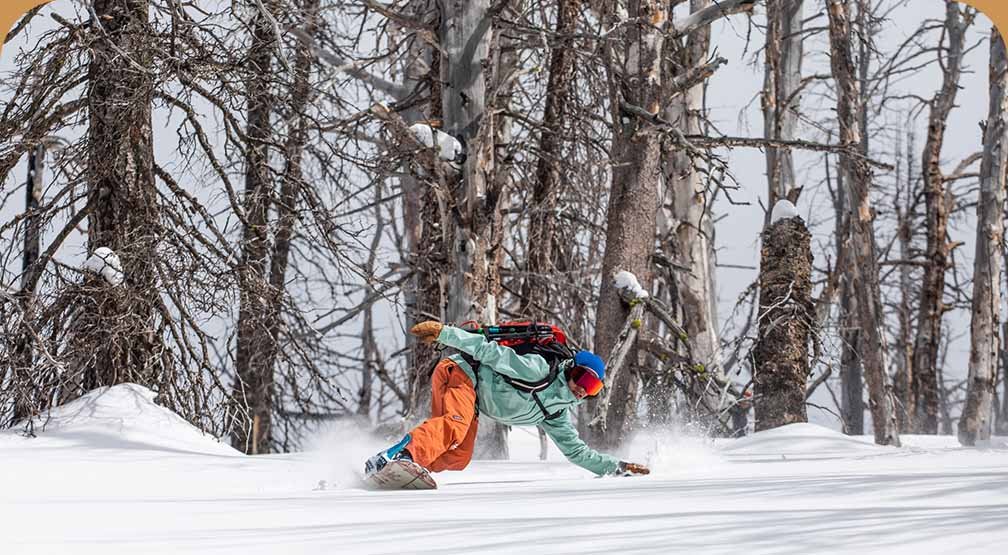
top-left (409, 123), bottom-right (463, 162)
top-left (3, 386), bottom-right (1008, 555)
top-left (613, 269), bottom-right (649, 299)
top-left (82, 246), bottom-right (124, 286)
top-left (770, 199), bottom-right (800, 224)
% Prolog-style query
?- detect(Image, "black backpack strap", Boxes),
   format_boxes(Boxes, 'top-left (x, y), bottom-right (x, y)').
top-left (460, 340), bottom-right (572, 421)
top-left (530, 391), bottom-right (566, 420)
top-left (500, 364), bottom-right (559, 393)
top-left (501, 365), bottom-right (567, 420)
top-left (452, 352), bottom-right (481, 420)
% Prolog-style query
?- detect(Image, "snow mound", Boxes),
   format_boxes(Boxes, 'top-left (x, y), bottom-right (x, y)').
top-left (19, 383), bottom-right (237, 456)
top-left (82, 246), bottom-right (124, 286)
top-left (769, 199), bottom-right (800, 224)
top-left (719, 422), bottom-right (888, 458)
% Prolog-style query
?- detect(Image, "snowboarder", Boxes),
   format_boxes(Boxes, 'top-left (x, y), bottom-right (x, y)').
top-left (365, 321), bottom-right (651, 482)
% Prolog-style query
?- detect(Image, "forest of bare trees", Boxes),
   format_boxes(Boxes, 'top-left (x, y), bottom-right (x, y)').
top-left (1, 0), bottom-right (1007, 456)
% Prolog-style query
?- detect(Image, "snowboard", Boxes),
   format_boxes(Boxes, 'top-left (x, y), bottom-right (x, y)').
top-left (365, 459), bottom-right (437, 490)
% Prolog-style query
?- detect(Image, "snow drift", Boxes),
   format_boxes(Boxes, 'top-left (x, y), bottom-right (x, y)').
top-left (10, 383), bottom-right (235, 456)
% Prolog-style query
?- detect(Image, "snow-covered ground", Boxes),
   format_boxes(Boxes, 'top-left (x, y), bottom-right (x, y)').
top-left (3, 385), bottom-right (1006, 555)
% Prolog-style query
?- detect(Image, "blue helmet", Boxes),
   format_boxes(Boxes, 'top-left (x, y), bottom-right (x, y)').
top-left (573, 350), bottom-right (606, 381)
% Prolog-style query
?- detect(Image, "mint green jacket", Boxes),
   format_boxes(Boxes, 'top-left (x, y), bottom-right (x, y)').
top-left (437, 326), bottom-right (620, 476)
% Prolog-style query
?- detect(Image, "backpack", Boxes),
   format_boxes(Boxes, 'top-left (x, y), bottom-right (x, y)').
top-left (456, 321), bottom-right (575, 420)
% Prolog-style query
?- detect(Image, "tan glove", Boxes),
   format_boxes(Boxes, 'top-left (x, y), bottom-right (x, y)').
top-left (410, 321), bottom-right (444, 344)
top-left (617, 461), bottom-right (651, 476)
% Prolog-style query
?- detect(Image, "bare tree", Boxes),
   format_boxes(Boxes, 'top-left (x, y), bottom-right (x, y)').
top-left (826, 0), bottom-right (899, 446)
top-left (762, 0), bottom-right (804, 210)
top-left (74, 0), bottom-right (165, 393)
top-left (661, 0), bottom-right (726, 431)
top-left (584, 0), bottom-right (667, 449)
top-left (587, 0), bottom-right (756, 446)
top-left (911, 0), bottom-right (972, 434)
top-left (958, 27), bottom-right (1007, 446)
top-left (232, 0), bottom-right (280, 454)
top-left (519, 0), bottom-right (580, 320)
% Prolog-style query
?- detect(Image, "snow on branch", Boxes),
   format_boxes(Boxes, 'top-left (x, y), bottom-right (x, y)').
top-left (369, 104), bottom-right (462, 188)
top-left (613, 270), bottom-right (648, 300)
top-left (409, 123), bottom-right (464, 166)
top-left (669, 0), bottom-right (758, 38)
top-left (83, 247), bottom-right (124, 286)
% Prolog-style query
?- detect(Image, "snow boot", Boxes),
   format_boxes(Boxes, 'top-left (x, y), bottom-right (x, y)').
top-left (364, 434), bottom-right (414, 478)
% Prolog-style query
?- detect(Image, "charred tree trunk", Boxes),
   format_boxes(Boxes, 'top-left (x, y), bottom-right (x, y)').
top-left (233, 1), bottom-right (277, 453)
top-left (585, 0), bottom-right (666, 449)
top-left (890, 125), bottom-right (917, 431)
top-left (519, 0), bottom-right (580, 319)
top-left (81, 0), bottom-right (163, 391)
top-left (399, 1), bottom-right (442, 425)
top-left (662, 0), bottom-right (724, 431)
top-left (911, 1), bottom-right (969, 434)
top-left (833, 143), bottom-right (863, 435)
top-left (762, 0), bottom-right (804, 212)
top-left (959, 29), bottom-right (1007, 446)
top-left (22, 145), bottom-right (43, 290)
top-left (475, 0), bottom-right (528, 459)
top-left (361, 179), bottom-right (385, 418)
top-left (753, 213), bottom-right (813, 430)
top-left (838, 285), bottom-right (863, 434)
top-left (270, 0), bottom-right (318, 419)
top-left (440, 0), bottom-right (509, 457)
top-left (826, 0), bottom-right (899, 446)
top-left (10, 144), bottom-right (46, 423)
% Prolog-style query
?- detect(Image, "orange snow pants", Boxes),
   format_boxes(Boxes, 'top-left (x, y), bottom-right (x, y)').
top-left (406, 359), bottom-right (479, 472)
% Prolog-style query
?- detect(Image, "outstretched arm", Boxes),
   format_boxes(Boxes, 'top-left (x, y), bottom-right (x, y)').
top-left (540, 413), bottom-right (650, 476)
top-left (540, 413), bottom-right (621, 476)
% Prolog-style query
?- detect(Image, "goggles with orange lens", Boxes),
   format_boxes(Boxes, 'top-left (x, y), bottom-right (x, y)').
top-left (571, 365), bottom-right (604, 396)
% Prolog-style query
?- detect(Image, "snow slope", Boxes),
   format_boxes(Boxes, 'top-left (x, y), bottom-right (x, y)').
top-left (2, 385), bottom-right (1007, 555)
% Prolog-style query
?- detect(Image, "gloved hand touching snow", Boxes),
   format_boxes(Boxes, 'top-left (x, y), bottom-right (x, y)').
top-left (616, 461), bottom-right (650, 476)
top-left (410, 321), bottom-right (444, 344)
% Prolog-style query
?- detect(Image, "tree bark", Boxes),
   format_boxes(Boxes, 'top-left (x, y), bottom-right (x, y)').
top-left (397, 1), bottom-right (442, 426)
top-left (826, 0), bottom-right (899, 446)
top-left (662, 0), bottom-right (724, 430)
top-left (958, 28), bottom-right (1007, 446)
top-left (22, 145), bottom-right (43, 291)
top-left (475, 0), bottom-right (528, 459)
top-left (586, 0), bottom-right (667, 448)
top-left (440, 0), bottom-right (510, 458)
top-left (440, 0), bottom-right (498, 323)
top-left (753, 215), bottom-right (812, 430)
top-left (519, 0), bottom-right (580, 319)
top-left (233, 1), bottom-right (277, 453)
top-left (82, 0), bottom-right (163, 392)
top-left (911, 1), bottom-right (968, 434)
top-left (834, 154), bottom-right (864, 435)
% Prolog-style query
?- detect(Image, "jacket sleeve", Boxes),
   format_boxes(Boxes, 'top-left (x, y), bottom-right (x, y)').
top-left (540, 413), bottom-right (620, 476)
top-left (437, 325), bottom-right (551, 382)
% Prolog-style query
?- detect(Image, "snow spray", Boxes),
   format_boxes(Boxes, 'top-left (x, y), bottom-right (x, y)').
top-left (302, 418), bottom-right (392, 489)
